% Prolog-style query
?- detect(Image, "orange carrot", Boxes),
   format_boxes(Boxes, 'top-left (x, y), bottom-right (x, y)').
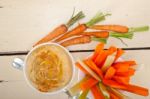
top-left (33, 11), bottom-right (85, 46)
top-left (113, 76), bottom-right (130, 85)
top-left (80, 31), bottom-right (109, 38)
top-left (34, 24), bottom-right (67, 46)
top-left (90, 25), bottom-right (129, 33)
top-left (91, 85), bottom-right (105, 99)
top-left (115, 48), bottom-right (125, 61)
top-left (104, 67), bottom-right (116, 79)
top-left (122, 84), bottom-right (149, 96)
top-left (55, 24), bottom-right (87, 42)
top-left (94, 50), bottom-right (108, 67)
top-left (109, 91), bottom-right (120, 99)
top-left (115, 61), bottom-right (136, 66)
top-left (55, 12), bottom-right (109, 42)
top-left (113, 64), bottom-right (130, 73)
top-left (60, 36), bottom-right (91, 47)
top-left (103, 79), bottom-right (126, 89)
top-left (84, 59), bottom-right (103, 79)
top-left (80, 77), bottom-right (98, 91)
top-left (92, 43), bottom-right (104, 60)
top-left (107, 46), bottom-right (117, 55)
top-left (75, 62), bottom-right (88, 74)
top-left (116, 68), bottom-right (135, 77)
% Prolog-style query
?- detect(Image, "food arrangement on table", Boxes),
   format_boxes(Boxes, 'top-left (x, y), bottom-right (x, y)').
top-left (11, 10), bottom-right (149, 99)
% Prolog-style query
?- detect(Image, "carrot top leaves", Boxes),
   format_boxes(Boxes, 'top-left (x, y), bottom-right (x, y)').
top-left (85, 12), bottom-right (111, 27)
top-left (92, 37), bottom-right (107, 43)
top-left (129, 26), bottom-right (149, 32)
top-left (66, 11), bottom-right (85, 28)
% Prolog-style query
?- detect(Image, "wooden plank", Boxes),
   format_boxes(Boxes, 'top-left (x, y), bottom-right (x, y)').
top-left (0, 50), bottom-right (150, 99)
top-left (0, 0), bottom-right (150, 52)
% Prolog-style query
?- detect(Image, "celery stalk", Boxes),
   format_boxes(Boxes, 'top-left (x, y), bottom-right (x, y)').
top-left (78, 90), bottom-right (89, 99)
top-left (99, 83), bottom-right (110, 99)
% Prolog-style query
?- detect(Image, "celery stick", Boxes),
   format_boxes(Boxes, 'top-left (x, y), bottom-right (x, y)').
top-left (78, 90), bottom-right (89, 99)
top-left (67, 76), bottom-right (89, 96)
top-left (99, 83), bottom-right (110, 99)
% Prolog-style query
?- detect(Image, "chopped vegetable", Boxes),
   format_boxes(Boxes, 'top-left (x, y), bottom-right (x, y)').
top-left (104, 67), bottom-right (116, 79)
top-left (84, 59), bottom-right (103, 79)
top-left (78, 90), bottom-right (89, 99)
top-left (92, 43), bottom-right (104, 60)
top-left (67, 76), bottom-right (89, 96)
top-left (115, 48), bottom-right (125, 61)
top-left (113, 76), bottom-right (130, 85)
top-left (91, 85), bottom-right (105, 99)
top-left (75, 62), bottom-right (88, 74)
top-left (80, 77), bottom-right (98, 91)
top-left (99, 82), bottom-right (110, 99)
top-left (101, 52), bottom-right (116, 72)
top-left (77, 59), bottom-right (101, 81)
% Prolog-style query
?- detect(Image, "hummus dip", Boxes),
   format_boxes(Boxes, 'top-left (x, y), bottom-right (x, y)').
top-left (26, 45), bottom-right (73, 92)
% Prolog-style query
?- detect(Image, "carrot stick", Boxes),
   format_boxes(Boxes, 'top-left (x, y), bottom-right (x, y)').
top-left (109, 91), bottom-right (120, 99)
top-left (122, 84), bottom-right (149, 96)
top-left (92, 43), bottom-right (104, 60)
top-left (103, 79), bottom-right (126, 89)
top-left (60, 36), bottom-right (91, 47)
top-left (115, 61), bottom-right (136, 66)
top-left (91, 85), bottom-right (105, 99)
top-left (54, 12), bottom-right (110, 42)
top-left (107, 46), bottom-right (117, 55)
top-left (84, 59), bottom-right (103, 79)
top-left (94, 50), bottom-right (108, 67)
top-left (104, 67), bottom-right (116, 79)
top-left (115, 48), bottom-right (125, 61)
top-left (116, 68), bottom-right (135, 77)
top-left (33, 11), bottom-right (85, 46)
top-left (80, 77), bottom-right (98, 91)
top-left (80, 31), bottom-right (109, 38)
top-left (113, 76), bottom-right (130, 85)
top-left (90, 25), bottom-right (129, 33)
top-left (113, 64), bottom-right (130, 73)
top-left (75, 62), bottom-right (88, 74)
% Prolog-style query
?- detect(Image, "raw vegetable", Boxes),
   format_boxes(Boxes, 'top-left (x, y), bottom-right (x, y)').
top-left (99, 82), bottom-right (110, 99)
top-left (129, 26), bottom-right (149, 32)
top-left (78, 90), bottom-right (89, 99)
top-left (54, 12), bottom-right (110, 42)
top-left (91, 37), bottom-right (107, 43)
top-left (101, 52), bottom-right (117, 72)
top-left (104, 67), bottom-right (116, 79)
top-left (90, 25), bottom-right (129, 33)
top-left (91, 85), bottom-right (105, 99)
top-left (67, 76), bottom-right (89, 96)
top-left (92, 43), bottom-right (104, 60)
top-left (81, 31), bottom-right (109, 38)
top-left (33, 11), bottom-right (85, 46)
top-left (60, 36), bottom-right (91, 47)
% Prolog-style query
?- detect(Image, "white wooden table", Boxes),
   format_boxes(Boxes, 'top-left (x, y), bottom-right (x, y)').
top-left (0, 0), bottom-right (150, 99)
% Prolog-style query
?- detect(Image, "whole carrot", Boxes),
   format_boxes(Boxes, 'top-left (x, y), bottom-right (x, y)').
top-left (80, 31), bottom-right (109, 38)
top-left (60, 36), bottom-right (91, 47)
top-left (90, 25), bottom-right (129, 33)
top-left (54, 12), bottom-right (110, 42)
top-left (33, 11), bottom-right (85, 47)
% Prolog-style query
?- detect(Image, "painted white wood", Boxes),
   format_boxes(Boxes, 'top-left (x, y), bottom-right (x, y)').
top-left (0, 51), bottom-right (150, 99)
top-left (0, 0), bottom-right (150, 52)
